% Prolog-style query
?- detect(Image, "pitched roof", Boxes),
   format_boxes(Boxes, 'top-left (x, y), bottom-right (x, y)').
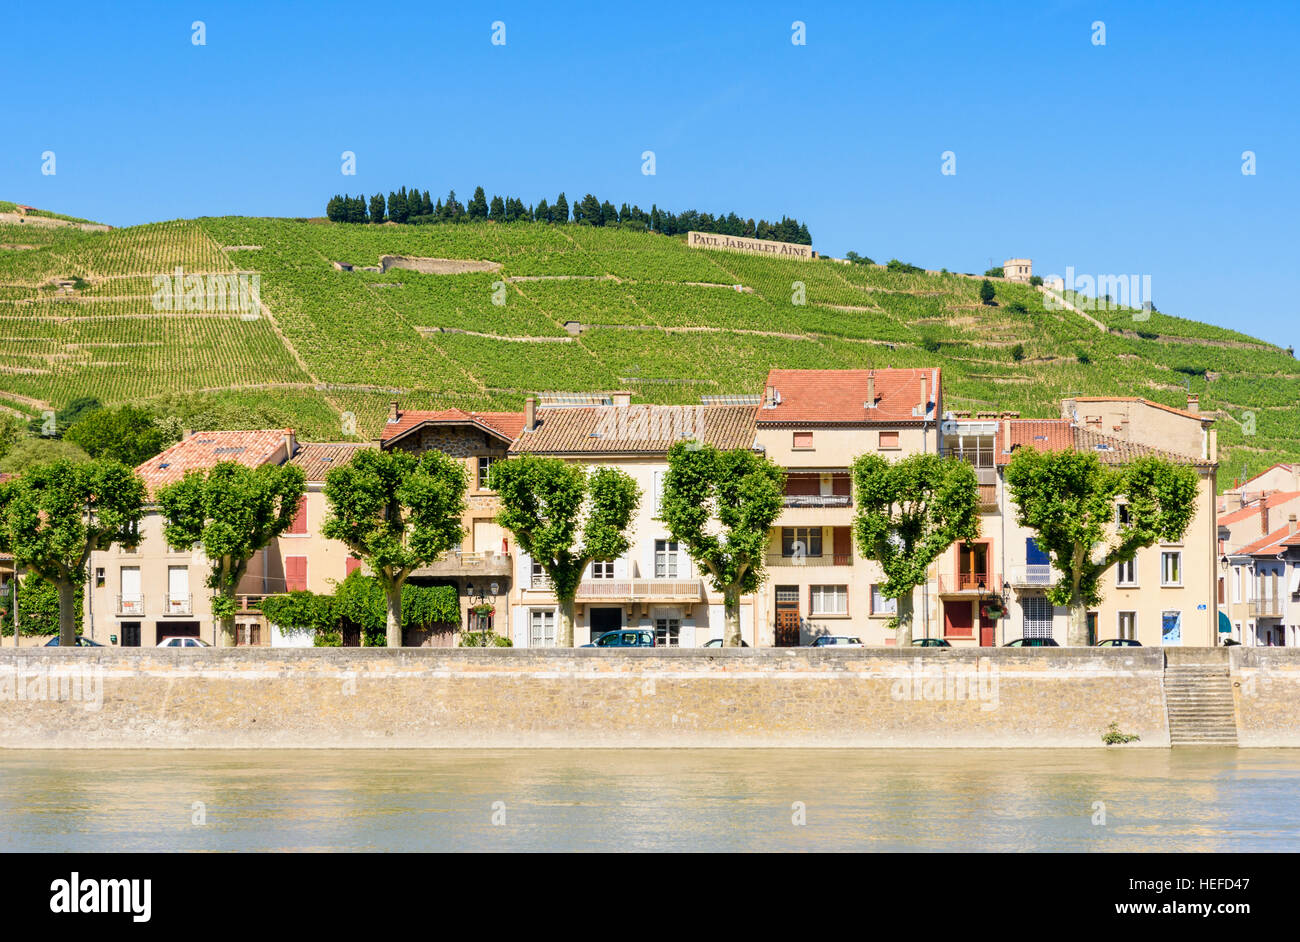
top-left (290, 442), bottom-right (374, 483)
top-left (1217, 490), bottom-right (1300, 527)
top-left (757, 368), bottom-right (939, 424)
top-left (993, 419), bottom-right (1201, 466)
top-left (382, 408), bottom-right (525, 446)
top-left (510, 404), bottom-right (756, 455)
top-left (1235, 526), bottom-right (1294, 557)
top-left (136, 429), bottom-right (293, 496)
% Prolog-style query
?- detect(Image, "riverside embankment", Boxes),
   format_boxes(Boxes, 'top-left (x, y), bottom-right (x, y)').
top-left (0, 647), bottom-right (1294, 749)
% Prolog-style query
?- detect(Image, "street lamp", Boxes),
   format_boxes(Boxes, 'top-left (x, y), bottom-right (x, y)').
top-left (466, 582), bottom-right (500, 647)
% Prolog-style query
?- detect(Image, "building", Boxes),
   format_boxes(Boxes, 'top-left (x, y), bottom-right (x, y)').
top-left (1003, 258), bottom-right (1032, 282)
top-left (86, 429), bottom-right (297, 647)
top-left (752, 368), bottom-right (942, 645)
top-left (980, 408), bottom-right (1220, 647)
top-left (506, 392), bottom-right (757, 647)
top-left (1223, 521), bottom-right (1300, 646)
top-left (380, 402), bottom-right (525, 642)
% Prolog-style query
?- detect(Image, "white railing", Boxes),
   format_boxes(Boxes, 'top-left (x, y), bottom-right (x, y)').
top-left (117, 595), bottom-right (144, 615)
top-left (164, 594), bottom-right (191, 615)
top-left (575, 579), bottom-right (703, 601)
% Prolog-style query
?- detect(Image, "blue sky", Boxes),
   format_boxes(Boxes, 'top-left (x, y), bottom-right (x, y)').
top-left (3, 0), bottom-right (1297, 348)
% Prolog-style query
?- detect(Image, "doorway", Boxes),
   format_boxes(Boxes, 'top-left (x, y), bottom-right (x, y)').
top-left (589, 607), bottom-right (622, 640)
top-left (120, 622), bottom-right (141, 647)
top-left (775, 585), bottom-right (800, 646)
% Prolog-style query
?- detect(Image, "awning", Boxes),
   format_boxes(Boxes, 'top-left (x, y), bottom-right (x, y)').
top-left (1218, 610), bottom-right (1233, 634)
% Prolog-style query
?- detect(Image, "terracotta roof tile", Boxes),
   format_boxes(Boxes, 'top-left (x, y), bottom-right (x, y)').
top-left (1235, 526), bottom-right (1294, 557)
top-left (757, 368), bottom-right (939, 424)
top-left (136, 429), bottom-right (294, 497)
top-left (1217, 490), bottom-right (1300, 527)
top-left (290, 442), bottom-right (375, 483)
top-left (382, 409), bottom-right (525, 445)
top-left (510, 404), bottom-right (756, 455)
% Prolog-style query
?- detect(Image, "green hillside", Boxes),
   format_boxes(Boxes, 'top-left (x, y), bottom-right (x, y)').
top-left (1, 212), bottom-right (1294, 486)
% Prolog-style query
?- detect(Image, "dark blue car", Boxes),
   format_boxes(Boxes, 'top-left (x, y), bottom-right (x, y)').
top-left (583, 629), bottom-right (655, 648)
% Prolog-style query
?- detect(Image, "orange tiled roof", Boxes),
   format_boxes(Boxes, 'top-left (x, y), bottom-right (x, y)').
top-left (994, 419), bottom-right (1200, 466)
top-left (1235, 526), bottom-right (1295, 557)
top-left (1217, 490), bottom-right (1300, 527)
top-left (290, 442), bottom-right (375, 483)
top-left (382, 409), bottom-right (525, 445)
top-left (136, 430), bottom-right (294, 496)
top-left (510, 404), bottom-right (756, 455)
top-left (757, 368), bottom-right (939, 424)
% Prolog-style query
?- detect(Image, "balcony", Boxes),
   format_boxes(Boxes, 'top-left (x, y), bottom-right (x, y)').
top-left (1251, 598), bottom-right (1284, 618)
top-left (163, 594), bottom-right (192, 615)
top-left (412, 551), bottom-right (512, 579)
top-left (977, 483), bottom-right (998, 511)
top-left (766, 553), bottom-right (853, 567)
top-left (938, 573), bottom-right (1001, 594)
top-left (782, 494), bottom-right (851, 508)
top-left (574, 579), bottom-right (704, 603)
top-left (1007, 564), bottom-right (1053, 586)
top-left (117, 595), bottom-right (145, 616)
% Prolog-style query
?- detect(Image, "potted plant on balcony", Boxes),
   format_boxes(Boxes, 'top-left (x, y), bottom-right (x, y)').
top-left (980, 599), bottom-right (1005, 621)
top-left (471, 603), bottom-right (495, 618)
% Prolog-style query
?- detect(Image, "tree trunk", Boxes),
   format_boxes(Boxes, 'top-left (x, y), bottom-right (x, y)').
top-left (558, 597), bottom-right (575, 648)
top-left (385, 584), bottom-right (403, 648)
top-left (894, 588), bottom-right (916, 646)
top-left (724, 584), bottom-right (742, 647)
top-left (216, 584), bottom-right (237, 647)
top-left (57, 579), bottom-right (77, 647)
top-left (1067, 599), bottom-right (1090, 646)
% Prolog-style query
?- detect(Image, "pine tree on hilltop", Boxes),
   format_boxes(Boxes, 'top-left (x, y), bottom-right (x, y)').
top-left (468, 186), bottom-right (489, 220)
top-left (535, 198), bottom-right (550, 222)
top-left (554, 192), bottom-right (569, 223)
top-left (369, 193), bottom-right (386, 224)
top-left (420, 190), bottom-right (433, 216)
top-left (489, 194), bottom-right (505, 221)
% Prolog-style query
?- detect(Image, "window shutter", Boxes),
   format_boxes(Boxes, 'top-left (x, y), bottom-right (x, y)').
top-left (286, 556), bottom-right (307, 592)
top-left (346, 557), bottom-right (362, 577)
top-left (289, 496), bottom-right (308, 534)
top-left (653, 470), bottom-right (663, 512)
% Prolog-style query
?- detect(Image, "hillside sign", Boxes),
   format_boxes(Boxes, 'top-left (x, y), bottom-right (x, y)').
top-left (687, 231), bottom-right (813, 260)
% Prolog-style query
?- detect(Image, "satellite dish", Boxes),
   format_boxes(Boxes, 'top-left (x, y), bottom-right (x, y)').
top-left (940, 419), bottom-right (960, 435)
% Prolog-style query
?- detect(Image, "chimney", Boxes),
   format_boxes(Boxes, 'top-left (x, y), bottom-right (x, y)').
top-left (1261, 500), bottom-right (1269, 535)
top-left (388, 399), bottom-right (400, 423)
top-left (612, 391), bottom-right (631, 408)
top-left (525, 396), bottom-right (536, 432)
top-left (866, 371), bottom-right (876, 408)
top-left (765, 385), bottom-right (776, 408)
top-left (182, 428), bottom-right (193, 440)
top-left (919, 372), bottom-right (929, 417)
top-left (1289, 514), bottom-right (1297, 535)
top-left (1187, 394), bottom-right (1199, 414)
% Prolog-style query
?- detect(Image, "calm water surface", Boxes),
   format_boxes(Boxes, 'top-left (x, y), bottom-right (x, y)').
top-left (1, 748), bottom-right (1297, 852)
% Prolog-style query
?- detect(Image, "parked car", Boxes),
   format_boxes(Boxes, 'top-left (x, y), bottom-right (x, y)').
top-left (910, 638), bottom-right (951, 647)
top-left (44, 635), bottom-right (104, 647)
top-left (1003, 637), bottom-right (1060, 647)
top-left (582, 629), bottom-right (655, 648)
top-left (157, 637), bottom-right (211, 648)
top-left (1095, 638), bottom-right (1142, 647)
top-left (702, 638), bottom-right (750, 647)
top-left (809, 636), bottom-right (864, 647)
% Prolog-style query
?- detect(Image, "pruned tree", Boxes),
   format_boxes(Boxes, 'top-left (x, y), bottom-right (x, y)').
top-left (660, 442), bottom-right (784, 647)
top-left (1004, 449), bottom-right (1199, 645)
top-left (490, 456), bottom-right (639, 647)
top-left (0, 458), bottom-right (145, 645)
top-left (322, 449), bottom-right (466, 647)
top-left (159, 462), bottom-right (306, 647)
top-left (851, 453), bottom-right (980, 645)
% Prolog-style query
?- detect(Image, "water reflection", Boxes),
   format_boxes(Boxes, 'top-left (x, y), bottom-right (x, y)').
top-left (0, 749), bottom-right (1297, 852)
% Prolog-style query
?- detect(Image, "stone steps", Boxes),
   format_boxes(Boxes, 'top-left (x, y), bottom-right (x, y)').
top-left (1163, 662), bottom-right (1238, 747)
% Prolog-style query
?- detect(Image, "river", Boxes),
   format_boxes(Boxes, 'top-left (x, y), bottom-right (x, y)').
top-left (2, 748), bottom-right (1297, 852)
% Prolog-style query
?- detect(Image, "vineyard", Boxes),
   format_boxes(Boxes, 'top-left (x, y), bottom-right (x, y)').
top-left (1, 210), bottom-right (1296, 486)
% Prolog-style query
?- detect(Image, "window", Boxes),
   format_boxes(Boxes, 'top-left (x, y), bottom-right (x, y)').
top-left (654, 540), bottom-right (678, 578)
top-left (285, 556), bottom-right (307, 592)
top-left (1116, 557), bottom-right (1137, 586)
top-left (591, 560), bottom-right (615, 579)
top-left (653, 469), bottom-right (664, 512)
top-left (530, 610), bottom-right (556, 647)
top-left (1233, 567), bottom-right (1242, 602)
top-left (287, 496), bottom-right (308, 535)
top-left (870, 585), bottom-right (897, 615)
top-left (1118, 611), bottom-right (1137, 640)
top-left (1116, 502), bottom-right (1130, 526)
top-left (878, 430), bottom-right (900, 450)
top-left (1022, 596), bottom-right (1053, 638)
top-left (781, 527), bottom-right (822, 558)
top-left (793, 431), bottom-right (813, 449)
top-left (477, 456), bottom-right (495, 490)
top-left (1161, 610), bottom-right (1183, 645)
top-left (810, 585), bottom-right (848, 615)
top-left (654, 617), bottom-right (681, 647)
top-left (530, 560), bottom-right (552, 590)
top-left (1161, 551), bottom-right (1182, 586)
